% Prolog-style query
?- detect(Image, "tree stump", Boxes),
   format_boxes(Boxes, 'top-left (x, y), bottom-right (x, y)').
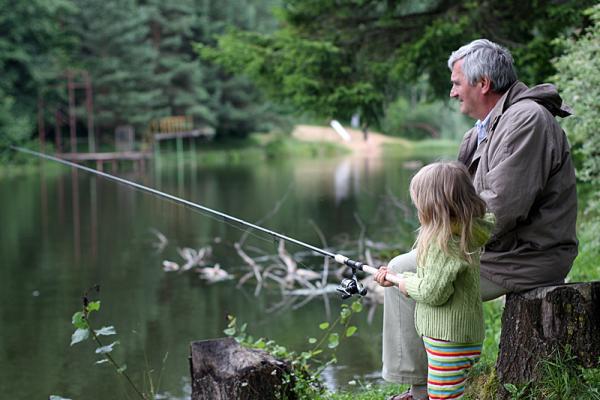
top-left (189, 338), bottom-right (295, 400)
top-left (496, 281), bottom-right (600, 394)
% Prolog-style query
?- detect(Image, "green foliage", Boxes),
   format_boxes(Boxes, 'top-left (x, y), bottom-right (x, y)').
top-left (204, 0), bottom-right (596, 126)
top-left (0, 92), bottom-right (34, 153)
top-left (199, 29), bottom-right (384, 125)
top-left (1, 0), bottom-right (285, 153)
top-left (69, 288), bottom-right (163, 400)
top-left (145, 1), bottom-right (212, 125)
top-left (0, 0), bottom-right (75, 154)
top-left (501, 350), bottom-right (600, 400)
top-left (461, 300), bottom-right (504, 399)
top-left (465, 312), bottom-right (600, 400)
top-left (71, 0), bottom-right (165, 135)
top-left (153, 133), bottom-right (347, 168)
top-left (558, 0), bottom-right (600, 281)
top-left (380, 94), bottom-right (472, 140)
top-left (263, 135), bottom-right (347, 159)
top-left (194, 0), bottom-right (286, 139)
top-left (503, 382), bottom-right (531, 399)
top-left (480, 300), bottom-right (503, 365)
top-left (224, 299), bottom-right (364, 399)
top-left (553, 4), bottom-right (600, 185)
top-left (327, 383), bottom-right (407, 400)
top-left (568, 184), bottom-right (600, 283)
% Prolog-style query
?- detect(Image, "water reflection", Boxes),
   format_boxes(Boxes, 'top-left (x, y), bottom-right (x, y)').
top-left (0, 153), bottom-right (425, 399)
top-left (334, 159), bottom-right (352, 203)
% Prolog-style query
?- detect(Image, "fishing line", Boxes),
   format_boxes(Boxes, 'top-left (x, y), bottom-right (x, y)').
top-left (11, 146), bottom-right (403, 296)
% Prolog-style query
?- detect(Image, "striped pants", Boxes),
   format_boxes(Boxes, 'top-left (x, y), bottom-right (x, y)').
top-left (422, 336), bottom-right (482, 399)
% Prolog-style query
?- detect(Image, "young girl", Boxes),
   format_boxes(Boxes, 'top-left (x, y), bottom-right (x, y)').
top-left (376, 161), bottom-right (494, 400)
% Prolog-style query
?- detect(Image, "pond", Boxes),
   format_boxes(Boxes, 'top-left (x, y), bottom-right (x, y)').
top-left (0, 149), bottom-right (454, 399)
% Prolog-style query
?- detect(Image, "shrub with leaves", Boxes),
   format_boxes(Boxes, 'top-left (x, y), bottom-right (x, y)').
top-left (224, 300), bottom-right (364, 399)
top-left (501, 349), bottom-right (600, 400)
top-left (553, 4), bottom-right (600, 185)
top-left (554, 5), bottom-right (600, 287)
top-left (68, 287), bottom-right (154, 400)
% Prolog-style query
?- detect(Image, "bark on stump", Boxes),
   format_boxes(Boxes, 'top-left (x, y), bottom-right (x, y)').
top-left (496, 281), bottom-right (600, 396)
top-left (189, 338), bottom-right (295, 400)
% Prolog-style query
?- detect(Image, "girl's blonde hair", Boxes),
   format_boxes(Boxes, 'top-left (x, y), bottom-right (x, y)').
top-left (409, 161), bottom-right (487, 264)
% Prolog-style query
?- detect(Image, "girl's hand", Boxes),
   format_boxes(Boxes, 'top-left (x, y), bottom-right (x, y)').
top-left (375, 266), bottom-right (395, 287)
top-left (376, 266), bottom-right (409, 296)
top-left (397, 278), bottom-right (408, 296)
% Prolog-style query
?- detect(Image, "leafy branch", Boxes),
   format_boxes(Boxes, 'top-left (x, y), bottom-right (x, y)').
top-left (224, 299), bottom-right (364, 398)
top-left (70, 288), bottom-right (148, 400)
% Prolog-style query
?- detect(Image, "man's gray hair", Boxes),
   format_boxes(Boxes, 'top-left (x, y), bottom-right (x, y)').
top-left (448, 39), bottom-right (517, 93)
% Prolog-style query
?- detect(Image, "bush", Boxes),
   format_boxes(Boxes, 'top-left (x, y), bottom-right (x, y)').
top-left (553, 5), bottom-right (600, 185)
top-left (0, 91), bottom-right (36, 163)
top-left (381, 96), bottom-right (472, 141)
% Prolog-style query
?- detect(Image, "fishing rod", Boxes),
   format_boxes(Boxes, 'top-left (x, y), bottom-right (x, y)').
top-left (12, 146), bottom-right (403, 298)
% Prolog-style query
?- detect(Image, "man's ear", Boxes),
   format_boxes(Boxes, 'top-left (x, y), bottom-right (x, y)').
top-left (480, 77), bottom-right (492, 94)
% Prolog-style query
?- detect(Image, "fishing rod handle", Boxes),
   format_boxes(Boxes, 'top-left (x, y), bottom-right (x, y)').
top-left (361, 264), bottom-right (403, 285)
top-left (333, 254), bottom-right (403, 285)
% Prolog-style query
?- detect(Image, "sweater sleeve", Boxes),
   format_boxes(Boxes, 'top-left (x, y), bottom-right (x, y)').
top-left (404, 248), bottom-right (465, 306)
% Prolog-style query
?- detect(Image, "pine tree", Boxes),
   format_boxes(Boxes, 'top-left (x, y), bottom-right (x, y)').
top-left (145, 0), bottom-right (213, 126)
top-left (0, 0), bottom-right (74, 154)
top-left (73, 0), bottom-right (165, 138)
top-left (193, 0), bottom-right (281, 139)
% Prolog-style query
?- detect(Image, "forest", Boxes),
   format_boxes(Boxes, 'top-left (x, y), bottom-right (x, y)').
top-left (1, 1), bottom-right (599, 399)
top-left (1, 0), bottom-right (597, 149)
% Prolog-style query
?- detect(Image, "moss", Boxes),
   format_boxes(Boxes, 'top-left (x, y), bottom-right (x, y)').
top-left (464, 365), bottom-right (499, 400)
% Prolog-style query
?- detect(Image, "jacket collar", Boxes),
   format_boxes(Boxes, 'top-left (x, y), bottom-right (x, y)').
top-left (460, 80), bottom-right (571, 173)
top-left (487, 81), bottom-right (526, 138)
top-left (467, 81), bottom-right (525, 166)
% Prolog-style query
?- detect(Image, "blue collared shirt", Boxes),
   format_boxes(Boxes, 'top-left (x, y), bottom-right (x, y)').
top-left (475, 114), bottom-right (491, 145)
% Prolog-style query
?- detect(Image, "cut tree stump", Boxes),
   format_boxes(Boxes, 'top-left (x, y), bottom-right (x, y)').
top-left (496, 281), bottom-right (600, 396)
top-left (189, 337), bottom-right (295, 400)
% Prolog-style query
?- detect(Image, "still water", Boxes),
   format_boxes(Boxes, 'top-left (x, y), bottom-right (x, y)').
top-left (0, 151), bottom-right (452, 399)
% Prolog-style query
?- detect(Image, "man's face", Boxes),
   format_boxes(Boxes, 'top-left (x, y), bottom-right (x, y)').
top-left (450, 59), bottom-right (482, 119)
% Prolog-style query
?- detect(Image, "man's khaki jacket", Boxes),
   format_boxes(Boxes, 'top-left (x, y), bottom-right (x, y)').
top-left (458, 81), bottom-right (578, 292)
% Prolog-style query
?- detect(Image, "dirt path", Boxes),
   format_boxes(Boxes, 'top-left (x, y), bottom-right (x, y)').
top-left (291, 124), bottom-right (408, 157)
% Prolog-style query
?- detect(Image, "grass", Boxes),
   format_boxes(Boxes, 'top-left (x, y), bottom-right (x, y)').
top-left (328, 383), bottom-right (406, 399)
top-left (153, 132), bottom-right (349, 168)
top-left (0, 132), bottom-right (350, 174)
top-left (0, 154), bottom-right (65, 178)
top-left (568, 185), bottom-right (600, 283)
top-left (155, 131), bottom-right (457, 168)
top-left (2, 130), bottom-right (455, 174)
top-left (382, 139), bottom-right (459, 160)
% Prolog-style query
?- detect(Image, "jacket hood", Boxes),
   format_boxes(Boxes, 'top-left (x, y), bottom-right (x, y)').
top-left (472, 212), bottom-right (495, 248)
top-left (503, 81), bottom-right (572, 118)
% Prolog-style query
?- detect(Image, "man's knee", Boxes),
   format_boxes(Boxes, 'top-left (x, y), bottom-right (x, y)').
top-left (388, 249), bottom-right (417, 274)
top-left (480, 276), bottom-right (509, 301)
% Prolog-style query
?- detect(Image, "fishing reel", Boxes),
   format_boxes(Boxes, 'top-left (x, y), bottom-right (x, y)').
top-left (336, 273), bottom-right (367, 299)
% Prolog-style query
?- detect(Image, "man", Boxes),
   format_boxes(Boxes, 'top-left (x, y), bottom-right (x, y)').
top-left (376, 39), bottom-right (578, 400)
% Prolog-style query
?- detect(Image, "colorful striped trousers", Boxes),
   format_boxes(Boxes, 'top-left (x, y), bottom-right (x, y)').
top-left (422, 336), bottom-right (482, 399)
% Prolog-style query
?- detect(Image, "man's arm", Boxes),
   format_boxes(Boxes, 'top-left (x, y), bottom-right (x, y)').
top-left (480, 105), bottom-right (555, 240)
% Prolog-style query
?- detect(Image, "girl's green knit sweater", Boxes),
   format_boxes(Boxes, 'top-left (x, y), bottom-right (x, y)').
top-left (404, 213), bottom-right (495, 343)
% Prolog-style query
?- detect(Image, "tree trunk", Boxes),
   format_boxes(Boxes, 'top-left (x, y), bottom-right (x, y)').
top-left (496, 281), bottom-right (600, 396)
top-left (189, 338), bottom-right (295, 400)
